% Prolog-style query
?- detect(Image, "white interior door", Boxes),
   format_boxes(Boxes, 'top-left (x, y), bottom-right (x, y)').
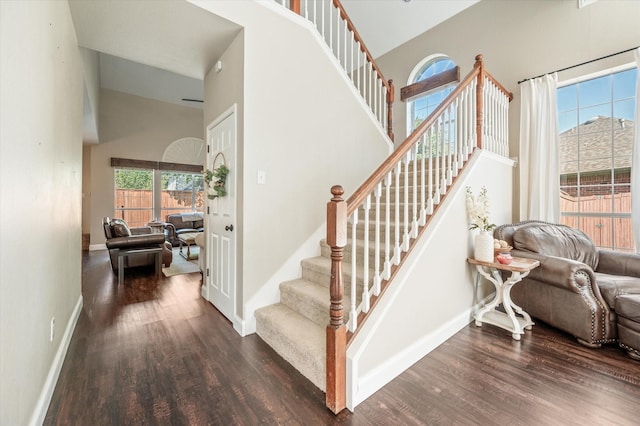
top-left (205, 107), bottom-right (236, 323)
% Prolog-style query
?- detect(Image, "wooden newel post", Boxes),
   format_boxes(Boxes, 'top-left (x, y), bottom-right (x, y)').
top-left (326, 185), bottom-right (347, 414)
top-left (474, 54), bottom-right (484, 150)
top-left (387, 79), bottom-right (395, 142)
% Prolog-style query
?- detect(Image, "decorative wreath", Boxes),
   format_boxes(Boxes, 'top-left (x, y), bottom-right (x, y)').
top-left (204, 152), bottom-right (229, 200)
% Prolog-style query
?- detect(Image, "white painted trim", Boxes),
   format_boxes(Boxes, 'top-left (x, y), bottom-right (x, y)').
top-left (29, 295), bottom-right (83, 426)
top-left (350, 299), bottom-right (493, 409)
top-left (346, 150), bottom-right (514, 410)
top-left (234, 314), bottom-right (250, 337)
top-left (89, 243), bottom-right (107, 251)
top-left (557, 61), bottom-right (635, 87)
top-left (406, 53), bottom-right (451, 86)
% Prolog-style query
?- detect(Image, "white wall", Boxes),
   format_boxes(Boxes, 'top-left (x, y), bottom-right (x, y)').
top-left (197, 1), bottom-right (392, 330)
top-left (79, 47), bottom-right (100, 144)
top-left (376, 0), bottom-right (640, 219)
top-left (88, 89), bottom-right (203, 247)
top-left (347, 151), bottom-right (515, 409)
top-left (0, 1), bottom-right (84, 424)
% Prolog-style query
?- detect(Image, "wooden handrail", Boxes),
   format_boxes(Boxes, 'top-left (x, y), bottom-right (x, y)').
top-left (485, 70), bottom-right (514, 101)
top-left (331, 0), bottom-right (394, 141)
top-left (345, 56), bottom-right (483, 216)
top-left (288, 0), bottom-right (395, 141)
top-left (325, 54), bottom-right (511, 414)
top-left (332, 0), bottom-right (390, 91)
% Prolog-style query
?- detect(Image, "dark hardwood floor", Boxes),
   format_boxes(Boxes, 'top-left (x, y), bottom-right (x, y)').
top-left (45, 250), bottom-right (640, 425)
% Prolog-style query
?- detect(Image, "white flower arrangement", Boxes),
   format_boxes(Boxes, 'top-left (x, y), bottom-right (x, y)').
top-left (465, 186), bottom-right (496, 232)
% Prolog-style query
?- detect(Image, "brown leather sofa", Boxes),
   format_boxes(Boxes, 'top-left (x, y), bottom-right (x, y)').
top-left (495, 220), bottom-right (640, 359)
top-left (164, 213), bottom-right (204, 246)
top-left (103, 217), bottom-right (172, 272)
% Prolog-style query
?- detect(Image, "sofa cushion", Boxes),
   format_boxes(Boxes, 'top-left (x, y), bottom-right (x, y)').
top-left (111, 219), bottom-right (131, 237)
top-left (595, 273), bottom-right (640, 312)
top-left (616, 294), bottom-right (640, 322)
top-left (512, 224), bottom-right (599, 270)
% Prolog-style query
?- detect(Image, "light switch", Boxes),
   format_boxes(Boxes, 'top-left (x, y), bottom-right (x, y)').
top-left (257, 170), bottom-right (266, 185)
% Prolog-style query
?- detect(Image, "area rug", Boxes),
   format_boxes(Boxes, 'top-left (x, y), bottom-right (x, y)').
top-left (162, 248), bottom-right (200, 277)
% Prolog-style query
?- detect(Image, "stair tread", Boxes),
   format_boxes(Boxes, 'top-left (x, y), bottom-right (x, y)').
top-left (281, 278), bottom-right (328, 300)
top-left (255, 303), bottom-right (325, 391)
top-left (302, 255), bottom-right (376, 278)
top-left (281, 279), bottom-right (352, 310)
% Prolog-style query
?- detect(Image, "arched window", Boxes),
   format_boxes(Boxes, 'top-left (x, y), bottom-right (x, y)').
top-left (406, 55), bottom-right (456, 133)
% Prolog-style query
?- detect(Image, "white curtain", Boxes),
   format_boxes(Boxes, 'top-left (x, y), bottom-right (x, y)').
top-left (518, 73), bottom-right (560, 222)
top-left (632, 48), bottom-right (640, 253)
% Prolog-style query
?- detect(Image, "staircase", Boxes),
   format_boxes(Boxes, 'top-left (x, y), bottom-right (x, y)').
top-left (257, 0), bottom-right (513, 414)
top-left (255, 163), bottom-right (448, 391)
top-left (255, 206), bottom-right (387, 391)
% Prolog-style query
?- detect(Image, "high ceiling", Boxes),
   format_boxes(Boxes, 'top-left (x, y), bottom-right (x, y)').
top-left (70, 0), bottom-right (479, 141)
top-left (341, 0), bottom-right (479, 58)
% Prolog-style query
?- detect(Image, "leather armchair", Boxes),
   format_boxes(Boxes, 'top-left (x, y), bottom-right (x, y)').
top-left (494, 220), bottom-right (640, 348)
top-left (103, 217), bottom-right (172, 272)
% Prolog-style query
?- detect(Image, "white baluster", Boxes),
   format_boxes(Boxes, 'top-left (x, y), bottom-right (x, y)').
top-left (343, 19), bottom-right (347, 72)
top-left (393, 162), bottom-right (401, 264)
top-left (402, 152), bottom-right (410, 252)
top-left (454, 96), bottom-right (461, 174)
top-left (419, 133), bottom-right (427, 226)
top-left (434, 119), bottom-right (441, 205)
top-left (328, 1), bottom-right (333, 51)
top-left (440, 115), bottom-right (446, 194)
top-left (427, 126), bottom-right (434, 215)
top-left (373, 74), bottom-right (378, 121)
top-left (383, 85), bottom-right (388, 133)
top-left (373, 183), bottom-right (382, 296)
top-left (335, 7), bottom-right (340, 65)
top-left (362, 195), bottom-right (371, 313)
top-left (471, 79), bottom-right (477, 151)
top-left (464, 87), bottom-right (471, 159)
top-left (411, 144), bottom-right (418, 238)
top-left (446, 105), bottom-right (453, 185)
top-left (383, 172), bottom-right (391, 279)
top-left (348, 210), bottom-right (358, 332)
top-left (350, 31), bottom-right (354, 84)
top-left (321, 0), bottom-right (325, 38)
top-left (369, 61), bottom-right (374, 109)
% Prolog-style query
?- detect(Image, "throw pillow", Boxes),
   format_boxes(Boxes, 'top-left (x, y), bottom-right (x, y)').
top-left (111, 219), bottom-right (132, 237)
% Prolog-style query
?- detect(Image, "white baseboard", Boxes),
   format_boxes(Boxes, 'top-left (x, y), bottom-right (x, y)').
top-left (29, 295), bottom-right (83, 426)
top-left (89, 243), bottom-right (106, 251)
top-left (349, 293), bottom-right (494, 410)
top-left (234, 314), bottom-right (254, 337)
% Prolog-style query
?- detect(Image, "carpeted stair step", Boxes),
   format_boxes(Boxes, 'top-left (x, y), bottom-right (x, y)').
top-left (280, 279), bottom-right (350, 327)
top-left (255, 303), bottom-right (326, 391)
top-left (301, 256), bottom-right (369, 295)
top-left (320, 238), bottom-right (389, 267)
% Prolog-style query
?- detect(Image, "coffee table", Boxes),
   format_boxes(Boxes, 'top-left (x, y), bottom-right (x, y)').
top-left (178, 232), bottom-right (200, 260)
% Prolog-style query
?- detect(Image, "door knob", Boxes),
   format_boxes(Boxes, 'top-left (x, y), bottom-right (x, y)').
top-left (225, 224), bottom-right (234, 232)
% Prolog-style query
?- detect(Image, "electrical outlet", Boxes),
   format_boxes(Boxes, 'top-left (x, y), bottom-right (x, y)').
top-left (50, 317), bottom-right (55, 342)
